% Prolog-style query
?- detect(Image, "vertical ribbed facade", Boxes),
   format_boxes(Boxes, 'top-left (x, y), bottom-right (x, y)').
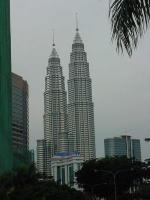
top-left (68, 29), bottom-right (96, 161)
top-left (0, 0), bottom-right (12, 173)
top-left (44, 45), bottom-right (68, 175)
top-left (104, 135), bottom-right (141, 161)
top-left (37, 139), bottom-right (46, 175)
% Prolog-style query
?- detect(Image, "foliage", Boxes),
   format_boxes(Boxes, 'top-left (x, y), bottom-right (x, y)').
top-left (0, 165), bottom-right (86, 200)
top-left (133, 184), bottom-right (150, 199)
top-left (76, 157), bottom-right (150, 199)
top-left (109, 0), bottom-right (150, 56)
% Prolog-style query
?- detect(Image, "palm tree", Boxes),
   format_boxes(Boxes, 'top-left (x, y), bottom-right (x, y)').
top-left (109, 0), bottom-right (150, 56)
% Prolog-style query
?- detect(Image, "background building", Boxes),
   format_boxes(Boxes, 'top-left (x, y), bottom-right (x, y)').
top-left (132, 139), bottom-right (141, 161)
top-left (37, 139), bottom-right (46, 175)
top-left (43, 42), bottom-right (69, 175)
top-left (12, 73), bottom-right (30, 168)
top-left (51, 152), bottom-right (83, 188)
top-left (0, 0), bottom-right (13, 173)
top-left (68, 27), bottom-right (96, 161)
top-left (29, 149), bottom-right (35, 165)
top-left (12, 73), bottom-right (29, 152)
top-left (104, 135), bottom-right (141, 161)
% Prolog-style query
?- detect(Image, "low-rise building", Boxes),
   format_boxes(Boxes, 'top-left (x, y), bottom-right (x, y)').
top-left (51, 152), bottom-right (83, 188)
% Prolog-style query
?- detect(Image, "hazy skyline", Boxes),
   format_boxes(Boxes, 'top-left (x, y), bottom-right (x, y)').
top-left (11, 0), bottom-right (150, 159)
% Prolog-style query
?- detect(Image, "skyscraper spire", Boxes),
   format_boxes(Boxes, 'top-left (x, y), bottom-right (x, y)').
top-left (75, 13), bottom-right (79, 32)
top-left (52, 29), bottom-right (55, 46)
top-left (50, 30), bottom-right (59, 58)
top-left (73, 14), bottom-right (83, 44)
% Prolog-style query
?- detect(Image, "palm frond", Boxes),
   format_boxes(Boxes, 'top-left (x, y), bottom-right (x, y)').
top-left (109, 0), bottom-right (150, 56)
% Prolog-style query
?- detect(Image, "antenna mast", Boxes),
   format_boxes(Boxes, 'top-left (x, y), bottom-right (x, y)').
top-left (75, 13), bottom-right (79, 31)
top-left (52, 29), bottom-right (55, 46)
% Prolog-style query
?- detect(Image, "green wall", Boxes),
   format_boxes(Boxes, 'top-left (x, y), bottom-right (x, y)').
top-left (0, 0), bottom-right (12, 173)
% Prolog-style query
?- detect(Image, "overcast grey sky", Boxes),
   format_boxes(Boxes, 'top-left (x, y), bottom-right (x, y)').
top-left (11, 0), bottom-right (150, 160)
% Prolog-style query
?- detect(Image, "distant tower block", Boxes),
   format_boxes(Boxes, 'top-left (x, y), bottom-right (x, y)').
top-left (12, 73), bottom-right (29, 152)
top-left (104, 135), bottom-right (141, 161)
top-left (37, 140), bottom-right (46, 175)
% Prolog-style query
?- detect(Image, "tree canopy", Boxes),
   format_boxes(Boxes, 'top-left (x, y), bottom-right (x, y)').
top-left (0, 165), bottom-right (86, 200)
top-left (76, 157), bottom-right (150, 200)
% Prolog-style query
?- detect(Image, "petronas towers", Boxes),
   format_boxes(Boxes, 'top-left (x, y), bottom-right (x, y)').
top-left (42, 26), bottom-right (96, 175)
top-left (68, 28), bottom-right (96, 160)
top-left (44, 42), bottom-right (69, 174)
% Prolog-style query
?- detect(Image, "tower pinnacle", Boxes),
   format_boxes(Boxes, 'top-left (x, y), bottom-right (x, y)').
top-left (73, 14), bottom-right (83, 44)
top-left (50, 30), bottom-right (59, 58)
top-left (52, 29), bottom-right (55, 47)
top-left (75, 13), bottom-right (79, 31)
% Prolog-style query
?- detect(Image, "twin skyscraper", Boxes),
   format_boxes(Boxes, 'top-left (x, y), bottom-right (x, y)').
top-left (37, 25), bottom-right (96, 176)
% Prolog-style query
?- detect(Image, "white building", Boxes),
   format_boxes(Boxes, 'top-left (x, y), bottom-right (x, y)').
top-left (43, 41), bottom-right (69, 175)
top-left (68, 27), bottom-right (96, 160)
top-left (51, 152), bottom-right (83, 188)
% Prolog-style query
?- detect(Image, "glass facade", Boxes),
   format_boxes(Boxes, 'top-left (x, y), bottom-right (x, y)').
top-left (104, 135), bottom-right (141, 161)
top-left (132, 139), bottom-right (141, 161)
top-left (12, 73), bottom-right (29, 152)
top-left (0, 0), bottom-right (13, 173)
top-left (12, 73), bottom-right (29, 169)
top-left (104, 138), bottom-right (126, 157)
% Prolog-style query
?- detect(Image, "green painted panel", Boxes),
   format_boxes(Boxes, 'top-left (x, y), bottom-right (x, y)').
top-left (0, 0), bottom-right (12, 173)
